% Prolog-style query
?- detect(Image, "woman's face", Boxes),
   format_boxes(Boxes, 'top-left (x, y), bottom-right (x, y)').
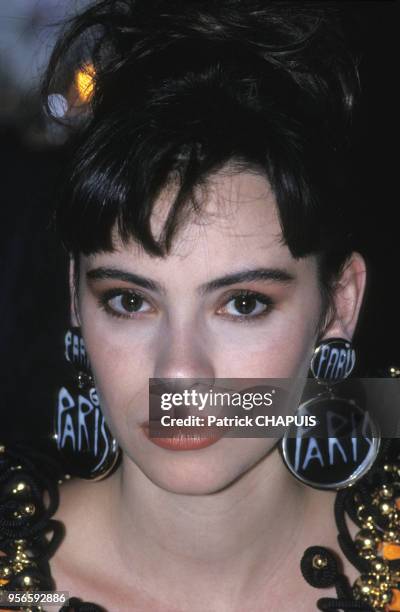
top-left (75, 170), bottom-right (324, 494)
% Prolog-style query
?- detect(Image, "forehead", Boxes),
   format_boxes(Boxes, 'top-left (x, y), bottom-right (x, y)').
top-left (82, 170), bottom-right (301, 277)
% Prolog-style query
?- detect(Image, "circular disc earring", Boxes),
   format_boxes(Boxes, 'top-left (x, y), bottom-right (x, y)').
top-left (280, 338), bottom-right (381, 490)
top-left (53, 327), bottom-right (121, 480)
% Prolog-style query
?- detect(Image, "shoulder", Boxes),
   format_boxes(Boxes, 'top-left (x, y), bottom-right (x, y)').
top-left (50, 466), bottom-right (129, 610)
top-left (0, 444), bottom-right (105, 611)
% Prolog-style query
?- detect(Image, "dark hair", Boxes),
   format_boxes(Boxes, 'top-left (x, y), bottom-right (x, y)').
top-left (43, 0), bottom-right (360, 324)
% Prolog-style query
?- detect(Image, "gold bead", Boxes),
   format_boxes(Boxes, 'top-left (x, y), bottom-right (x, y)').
top-left (22, 575), bottom-right (32, 586)
top-left (312, 554), bottom-right (328, 569)
top-left (355, 530), bottom-right (378, 551)
top-left (373, 560), bottom-right (386, 573)
top-left (0, 565), bottom-right (11, 578)
top-left (380, 502), bottom-right (392, 515)
top-left (359, 550), bottom-right (376, 561)
top-left (14, 503), bottom-right (36, 518)
top-left (381, 591), bottom-right (392, 604)
top-left (361, 584), bottom-right (372, 595)
top-left (355, 575), bottom-right (374, 594)
top-left (380, 485), bottom-right (394, 499)
top-left (0, 445), bottom-right (5, 453)
top-left (357, 506), bottom-right (375, 527)
top-left (11, 481), bottom-right (29, 495)
top-left (23, 503), bottom-right (35, 516)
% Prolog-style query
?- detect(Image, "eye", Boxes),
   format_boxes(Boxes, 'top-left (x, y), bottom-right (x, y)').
top-left (217, 291), bottom-right (273, 320)
top-left (100, 290), bottom-right (153, 318)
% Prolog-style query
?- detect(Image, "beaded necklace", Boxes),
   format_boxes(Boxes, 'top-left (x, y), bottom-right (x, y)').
top-left (301, 446), bottom-right (400, 611)
top-left (2, 443), bottom-right (400, 612)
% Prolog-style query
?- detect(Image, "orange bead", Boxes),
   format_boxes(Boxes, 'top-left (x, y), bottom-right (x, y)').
top-left (387, 588), bottom-right (400, 610)
top-left (382, 542), bottom-right (400, 560)
top-left (395, 498), bottom-right (400, 510)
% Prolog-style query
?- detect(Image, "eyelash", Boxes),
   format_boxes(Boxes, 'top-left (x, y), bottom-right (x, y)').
top-left (97, 288), bottom-right (274, 322)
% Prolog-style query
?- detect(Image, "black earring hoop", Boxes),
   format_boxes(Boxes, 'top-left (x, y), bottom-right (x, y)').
top-left (280, 338), bottom-right (381, 490)
top-left (54, 327), bottom-right (121, 480)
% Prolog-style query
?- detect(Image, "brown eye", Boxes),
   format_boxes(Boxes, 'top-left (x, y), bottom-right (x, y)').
top-left (218, 291), bottom-right (272, 319)
top-left (106, 291), bottom-right (152, 316)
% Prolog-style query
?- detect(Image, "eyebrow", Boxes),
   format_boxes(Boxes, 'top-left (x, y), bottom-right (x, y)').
top-left (86, 266), bottom-right (295, 294)
top-left (198, 268), bottom-right (295, 294)
top-left (86, 267), bottom-right (164, 293)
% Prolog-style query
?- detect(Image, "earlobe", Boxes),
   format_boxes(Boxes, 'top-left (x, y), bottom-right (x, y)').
top-left (69, 258), bottom-right (81, 327)
top-left (321, 252), bottom-right (367, 342)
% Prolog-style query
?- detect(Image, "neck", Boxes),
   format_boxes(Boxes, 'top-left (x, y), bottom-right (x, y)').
top-left (101, 446), bottom-right (326, 609)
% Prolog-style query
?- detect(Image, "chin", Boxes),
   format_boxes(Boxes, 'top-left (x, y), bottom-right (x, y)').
top-left (123, 437), bottom-right (275, 495)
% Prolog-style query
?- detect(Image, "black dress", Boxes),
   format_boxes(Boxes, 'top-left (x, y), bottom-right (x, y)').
top-left (1, 442), bottom-right (400, 612)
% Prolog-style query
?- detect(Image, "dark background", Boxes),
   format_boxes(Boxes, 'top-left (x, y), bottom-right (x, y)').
top-left (0, 1), bottom-right (398, 445)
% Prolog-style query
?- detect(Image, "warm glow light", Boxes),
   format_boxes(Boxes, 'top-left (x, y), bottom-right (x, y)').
top-left (75, 63), bottom-right (95, 102)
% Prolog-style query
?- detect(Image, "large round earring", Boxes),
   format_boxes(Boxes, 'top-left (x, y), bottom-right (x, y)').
top-left (280, 338), bottom-right (381, 490)
top-left (53, 327), bottom-right (121, 480)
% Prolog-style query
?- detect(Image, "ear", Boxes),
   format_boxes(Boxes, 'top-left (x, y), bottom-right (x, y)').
top-left (69, 257), bottom-right (81, 327)
top-left (321, 252), bottom-right (367, 342)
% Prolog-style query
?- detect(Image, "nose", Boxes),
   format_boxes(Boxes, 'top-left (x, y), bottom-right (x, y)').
top-left (152, 325), bottom-right (216, 385)
top-left (149, 328), bottom-right (215, 423)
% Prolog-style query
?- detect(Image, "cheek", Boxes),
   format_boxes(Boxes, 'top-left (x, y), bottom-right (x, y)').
top-left (213, 305), bottom-right (320, 379)
top-left (79, 318), bottom-right (153, 427)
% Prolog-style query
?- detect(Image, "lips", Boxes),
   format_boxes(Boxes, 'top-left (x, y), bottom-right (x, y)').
top-left (141, 424), bottom-right (227, 450)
